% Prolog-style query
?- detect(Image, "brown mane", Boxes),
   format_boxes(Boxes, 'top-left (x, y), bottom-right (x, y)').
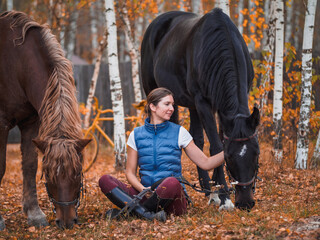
top-left (3, 11), bottom-right (83, 182)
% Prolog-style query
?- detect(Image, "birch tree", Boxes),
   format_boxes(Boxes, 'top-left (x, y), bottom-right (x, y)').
top-left (295, 0), bottom-right (317, 169)
top-left (311, 130), bottom-right (320, 168)
top-left (238, 0), bottom-right (244, 35)
top-left (90, 1), bottom-right (98, 57)
top-left (83, 37), bottom-right (107, 129)
top-left (7, 0), bottom-right (13, 10)
top-left (260, 0), bottom-right (276, 119)
top-left (65, 9), bottom-right (79, 59)
top-left (104, 0), bottom-right (127, 169)
top-left (216, 0), bottom-right (230, 16)
top-left (192, 0), bottom-right (203, 15)
top-left (273, 0), bottom-right (284, 162)
top-left (119, 5), bottom-right (142, 103)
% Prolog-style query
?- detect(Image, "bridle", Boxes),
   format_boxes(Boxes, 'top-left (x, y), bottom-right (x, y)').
top-left (41, 154), bottom-right (84, 214)
top-left (223, 131), bottom-right (260, 192)
top-left (43, 173), bottom-right (84, 214)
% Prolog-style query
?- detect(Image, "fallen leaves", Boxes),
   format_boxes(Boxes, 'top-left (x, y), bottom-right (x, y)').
top-left (0, 143), bottom-right (319, 239)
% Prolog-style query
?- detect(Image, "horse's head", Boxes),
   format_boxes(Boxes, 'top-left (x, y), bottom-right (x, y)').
top-left (33, 138), bottom-right (90, 229)
top-left (220, 107), bottom-right (260, 210)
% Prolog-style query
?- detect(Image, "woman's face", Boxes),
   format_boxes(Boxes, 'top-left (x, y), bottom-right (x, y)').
top-left (150, 95), bottom-right (174, 123)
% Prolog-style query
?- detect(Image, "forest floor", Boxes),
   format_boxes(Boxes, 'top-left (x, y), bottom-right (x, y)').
top-left (0, 142), bottom-right (319, 239)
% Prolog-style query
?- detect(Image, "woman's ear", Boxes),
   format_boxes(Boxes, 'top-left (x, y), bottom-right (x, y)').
top-left (149, 103), bottom-right (156, 112)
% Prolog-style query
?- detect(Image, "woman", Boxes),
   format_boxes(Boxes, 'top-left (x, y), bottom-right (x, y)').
top-left (99, 87), bottom-right (224, 222)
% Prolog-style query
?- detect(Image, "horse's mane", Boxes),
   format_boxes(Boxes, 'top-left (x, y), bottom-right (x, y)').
top-left (3, 11), bottom-right (83, 182)
top-left (195, 8), bottom-right (252, 116)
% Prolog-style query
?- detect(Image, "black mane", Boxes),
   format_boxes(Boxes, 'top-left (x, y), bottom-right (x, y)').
top-left (193, 8), bottom-right (253, 116)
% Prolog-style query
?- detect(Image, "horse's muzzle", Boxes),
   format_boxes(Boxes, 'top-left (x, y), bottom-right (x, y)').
top-left (55, 217), bottom-right (78, 229)
top-left (234, 185), bottom-right (255, 210)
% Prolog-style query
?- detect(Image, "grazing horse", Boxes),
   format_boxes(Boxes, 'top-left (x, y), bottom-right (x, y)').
top-left (141, 8), bottom-right (260, 210)
top-left (0, 11), bottom-right (90, 229)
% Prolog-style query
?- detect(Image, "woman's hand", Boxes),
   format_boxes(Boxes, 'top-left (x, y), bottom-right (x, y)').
top-left (184, 140), bottom-right (224, 170)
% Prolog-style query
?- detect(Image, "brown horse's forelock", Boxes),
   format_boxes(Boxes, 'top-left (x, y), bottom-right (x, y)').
top-left (5, 11), bottom-right (83, 182)
top-left (43, 139), bottom-right (82, 183)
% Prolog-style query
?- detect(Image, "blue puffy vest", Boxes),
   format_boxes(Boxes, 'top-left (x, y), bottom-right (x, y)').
top-left (134, 118), bottom-right (182, 187)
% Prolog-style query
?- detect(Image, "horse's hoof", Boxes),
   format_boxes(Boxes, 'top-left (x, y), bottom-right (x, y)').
top-left (207, 193), bottom-right (221, 206)
top-left (27, 208), bottom-right (49, 227)
top-left (218, 199), bottom-right (235, 211)
top-left (0, 216), bottom-right (5, 231)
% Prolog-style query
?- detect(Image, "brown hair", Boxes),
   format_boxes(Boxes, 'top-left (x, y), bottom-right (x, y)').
top-left (145, 87), bottom-right (174, 118)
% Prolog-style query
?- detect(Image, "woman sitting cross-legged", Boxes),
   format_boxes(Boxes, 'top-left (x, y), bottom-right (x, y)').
top-left (99, 87), bottom-right (224, 221)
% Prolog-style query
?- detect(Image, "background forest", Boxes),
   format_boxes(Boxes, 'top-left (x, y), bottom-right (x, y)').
top-left (1, 0), bottom-right (319, 168)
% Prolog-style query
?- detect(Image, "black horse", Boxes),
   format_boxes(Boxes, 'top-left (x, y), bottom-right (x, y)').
top-left (141, 8), bottom-right (260, 210)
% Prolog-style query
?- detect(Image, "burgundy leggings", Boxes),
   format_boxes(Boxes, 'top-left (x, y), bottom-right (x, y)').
top-left (99, 175), bottom-right (187, 216)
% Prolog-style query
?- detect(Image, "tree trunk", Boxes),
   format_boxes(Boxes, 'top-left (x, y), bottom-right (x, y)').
top-left (83, 38), bottom-right (107, 129)
top-left (90, 1), bottom-right (98, 57)
top-left (217, 0), bottom-right (230, 16)
top-left (180, 0), bottom-right (185, 11)
top-left (119, 5), bottom-right (142, 104)
top-left (284, 0), bottom-right (293, 44)
top-left (104, 0), bottom-right (127, 169)
top-left (311, 130), bottom-right (320, 168)
top-left (238, 0), bottom-right (244, 35)
top-left (65, 9), bottom-right (79, 60)
top-left (6, 0), bottom-right (13, 10)
top-left (295, 0), bottom-right (317, 169)
top-left (192, 0), bottom-right (203, 15)
top-left (260, 0), bottom-right (276, 118)
top-left (273, 0), bottom-right (284, 162)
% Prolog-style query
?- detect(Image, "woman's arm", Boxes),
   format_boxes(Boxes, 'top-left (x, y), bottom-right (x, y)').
top-left (125, 146), bottom-right (146, 192)
top-left (184, 140), bottom-right (224, 170)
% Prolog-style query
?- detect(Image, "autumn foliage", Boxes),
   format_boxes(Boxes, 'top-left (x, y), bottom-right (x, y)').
top-left (0, 143), bottom-right (319, 239)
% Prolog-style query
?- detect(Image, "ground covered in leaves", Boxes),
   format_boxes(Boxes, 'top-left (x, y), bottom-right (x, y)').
top-left (0, 142), bottom-right (319, 239)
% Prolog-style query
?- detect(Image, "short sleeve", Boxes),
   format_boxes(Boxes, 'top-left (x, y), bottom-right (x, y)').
top-left (127, 131), bottom-right (137, 151)
top-left (178, 126), bottom-right (193, 148)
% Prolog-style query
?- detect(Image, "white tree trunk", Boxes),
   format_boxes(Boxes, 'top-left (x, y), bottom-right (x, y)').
top-left (261, 0), bottom-right (270, 47)
top-left (260, 0), bottom-right (276, 118)
top-left (273, 0), bottom-right (284, 162)
top-left (217, 0), bottom-right (230, 17)
top-left (311, 130), bottom-right (320, 168)
top-left (179, 0), bottom-right (185, 11)
top-left (192, 0), bottom-right (203, 15)
top-left (90, 1), bottom-right (98, 57)
top-left (7, 0), bottom-right (13, 10)
top-left (83, 39), bottom-right (107, 129)
top-left (104, 0), bottom-right (127, 169)
top-left (120, 6), bottom-right (142, 103)
top-left (238, 0), bottom-right (244, 35)
top-left (65, 10), bottom-right (79, 60)
top-left (157, 0), bottom-right (165, 16)
top-left (285, 0), bottom-right (293, 44)
top-left (295, 0), bottom-right (317, 169)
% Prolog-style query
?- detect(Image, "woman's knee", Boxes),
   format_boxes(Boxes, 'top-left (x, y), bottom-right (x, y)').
top-left (156, 177), bottom-right (182, 198)
top-left (99, 174), bottom-right (117, 194)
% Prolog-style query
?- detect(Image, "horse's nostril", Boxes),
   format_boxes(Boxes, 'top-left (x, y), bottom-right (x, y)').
top-left (55, 219), bottom-right (64, 229)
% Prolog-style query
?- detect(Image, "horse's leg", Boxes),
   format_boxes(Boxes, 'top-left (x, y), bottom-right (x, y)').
top-left (193, 95), bottom-right (234, 210)
top-left (189, 109), bottom-right (211, 196)
top-left (18, 119), bottom-right (48, 227)
top-left (0, 125), bottom-right (9, 230)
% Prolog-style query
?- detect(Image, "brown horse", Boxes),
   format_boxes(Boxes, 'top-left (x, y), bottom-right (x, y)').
top-left (0, 11), bottom-right (90, 229)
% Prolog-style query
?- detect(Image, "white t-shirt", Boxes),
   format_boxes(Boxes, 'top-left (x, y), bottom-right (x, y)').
top-left (127, 126), bottom-right (193, 151)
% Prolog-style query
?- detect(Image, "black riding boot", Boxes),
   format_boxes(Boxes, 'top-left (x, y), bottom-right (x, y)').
top-left (143, 192), bottom-right (173, 213)
top-left (105, 187), bottom-right (166, 222)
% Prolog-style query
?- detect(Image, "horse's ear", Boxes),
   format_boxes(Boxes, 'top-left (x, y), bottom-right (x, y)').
top-left (75, 139), bottom-right (92, 153)
top-left (32, 139), bottom-right (47, 154)
top-left (247, 107), bottom-right (260, 129)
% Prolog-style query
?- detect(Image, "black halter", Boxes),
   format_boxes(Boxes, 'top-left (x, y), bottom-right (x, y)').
top-left (43, 173), bottom-right (84, 214)
top-left (223, 131), bottom-right (260, 191)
